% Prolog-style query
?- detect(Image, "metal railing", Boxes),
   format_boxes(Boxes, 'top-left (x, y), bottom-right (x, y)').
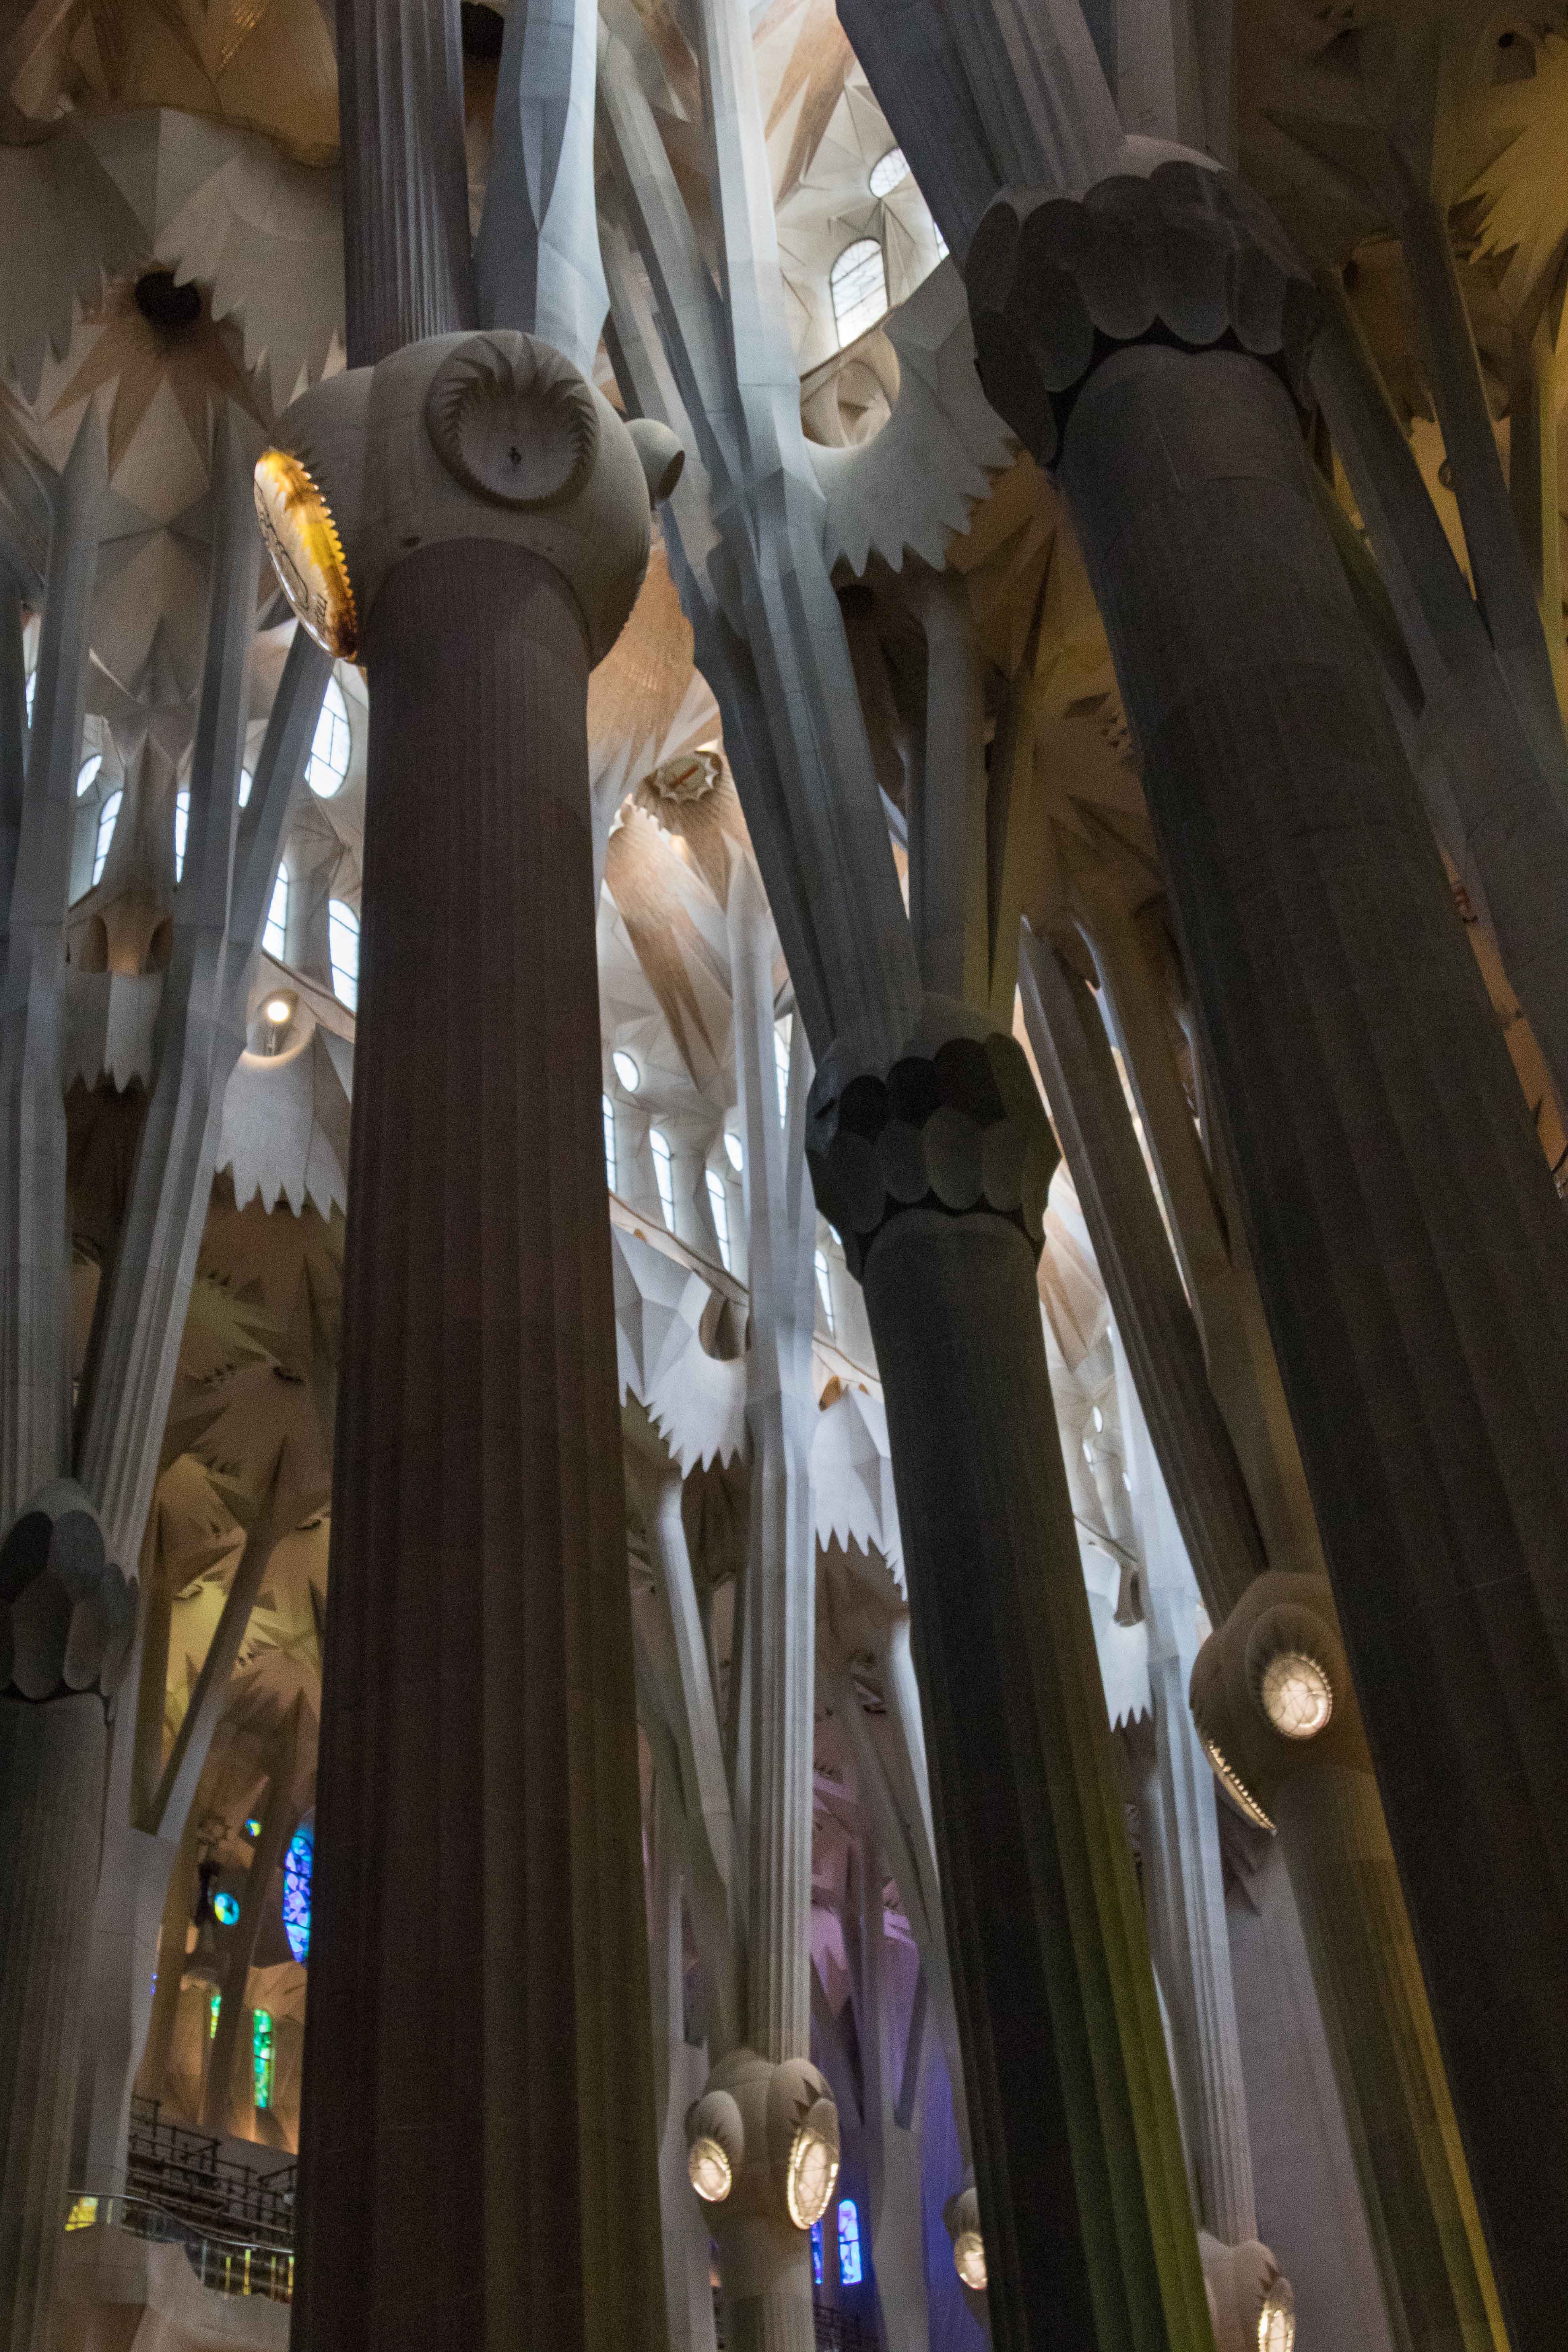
top-left (711, 2286), bottom-right (880, 2351)
top-left (64, 2192), bottom-right (294, 2303)
top-left (126, 2096), bottom-right (295, 2247)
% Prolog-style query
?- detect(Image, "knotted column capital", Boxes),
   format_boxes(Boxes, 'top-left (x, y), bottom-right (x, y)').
top-left (0, 1479), bottom-right (136, 1706)
top-left (806, 997), bottom-right (1058, 1278)
top-left (965, 161), bottom-right (1320, 467)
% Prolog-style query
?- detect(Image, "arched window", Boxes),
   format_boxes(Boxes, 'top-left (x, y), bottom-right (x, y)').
top-left (830, 238), bottom-right (887, 347)
top-left (869, 145), bottom-right (908, 198)
top-left (815, 1248), bottom-right (835, 1336)
top-left (306, 672), bottom-right (351, 798)
top-left (174, 788), bottom-right (190, 883)
top-left (612, 1047), bottom-right (640, 1092)
top-left (282, 1819), bottom-right (312, 1962)
top-left (724, 1131), bottom-right (743, 1174)
top-left (76, 753), bottom-right (101, 797)
top-left (252, 2010), bottom-right (274, 2111)
top-left (602, 1094), bottom-right (617, 1191)
top-left (706, 1169), bottom-right (732, 1273)
top-left (264, 864), bottom-right (289, 960)
top-left (328, 898), bottom-right (360, 1010)
top-left (650, 1128), bottom-right (675, 1228)
top-left (837, 2197), bottom-right (863, 2285)
top-left (92, 790), bottom-right (122, 887)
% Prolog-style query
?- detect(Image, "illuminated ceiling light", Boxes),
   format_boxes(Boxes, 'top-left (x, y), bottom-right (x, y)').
top-left (952, 2230), bottom-right (988, 2292)
top-left (264, 996), bottom-right (292, 1027)
top-left (724, 1131), bottom-right (743, 1173)
top-left (1259, 1651), bottom-right (1333, 1741)
top-left (786, 2116), bottom-right (840, 2230)
top-left (611, 1048), bottom-right (640, 1092)
top-left (1259, 2279), bottom-right (1296, 2352)
top-left (869, 146), bottom-right (909, 198)
top-left (687, 2136), bottom-right (733, 2203)
top-left (253, 449), bottom-right (359, 660)
top-left (1202, 1736), bottom-right (1275, 1833)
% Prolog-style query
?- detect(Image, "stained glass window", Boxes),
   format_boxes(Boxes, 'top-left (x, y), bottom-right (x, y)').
top-left (838, 2197), bottom-right (863, 2286)
top-left (213, 1890), bottom-right (239, 1926)
top-left (811, 2220), bottom-right (823, 2286)
top-left (282, 1818), bottom-right (312, 1963)
top-left (252, 2009), bottom-right (274, 2110)
top-left (208, 1990), bottom-right (221, 2040)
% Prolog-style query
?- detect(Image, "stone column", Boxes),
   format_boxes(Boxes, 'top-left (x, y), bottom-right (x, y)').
top-left (969, 161), bottom-right (1568, 2348)
top-left (1192, 1579), bottom-right (1508, 2352)
top-left (335, 0), bottom-right (475, 366)
top-left (0, 1484), bottom-right (134, 2352)
top-left (292, 524), bottom-right (665, 2352)
top-left (808, 1001), bottom-right (1214, 2352)
top-left (0, 408), bottom-right (105, 1524)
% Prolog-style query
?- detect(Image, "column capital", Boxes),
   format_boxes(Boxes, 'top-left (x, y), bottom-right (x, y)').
top-left (806, 997), bottom-right (1057, 1278)
top-left (0, 1479), bottom-right (135, 1705)
top-left (965, 161), bottom-right (1320, 467)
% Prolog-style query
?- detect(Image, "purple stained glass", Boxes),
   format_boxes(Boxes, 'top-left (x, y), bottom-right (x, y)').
top-left (283, 1818), bottom-right (313, 1963)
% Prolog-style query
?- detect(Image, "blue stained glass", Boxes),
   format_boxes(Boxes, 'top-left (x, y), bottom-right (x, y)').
top-left (810, 2221), bottom-right (823, 2286)
top-left (837, 2198), bottom-right (863, 2286)
top-left (282, 1818), bottom-right (313, 1963)
top-left (213, 1891), bottom-right (239, 1925)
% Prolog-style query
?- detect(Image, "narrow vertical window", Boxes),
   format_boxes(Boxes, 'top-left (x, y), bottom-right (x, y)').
top-left (208, 1991), bottom-right (221, 2042)
top-left (815, 1248), bottom-right (835, 1336)
top-left (328, 898), bottom-right (359, 1010)
top-left (811, 2220), bottom-right (824, 2286)
top-left (837, 2197), bottom-right (862, 2286)
top-left (706, 1169), bottom-right (732, 1272)
top-left (774, 1017), bottom-right (792, 1125)
top-left (650, 1128), bottom-right (676, 1228)
top-left (238, 767), bottom-right (253, 807)
top-left (252, 2009), bottom-right (274, 2110)
top-left (174, 788), bottom-right (190, 883)
top-left (92, 790), bottom-right (122, 887)
top-left (264, 866), bottom-right (289, 960)
top-left (602, 1094), bottom-right (617, 1191)
top-left (830, 238), bottom-right (888, 346)
top-left (306, 673), bottom-right (351, 797)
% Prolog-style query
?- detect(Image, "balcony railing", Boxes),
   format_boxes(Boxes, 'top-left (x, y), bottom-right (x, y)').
top-left (64, 2193), bottom-right (293, 2303)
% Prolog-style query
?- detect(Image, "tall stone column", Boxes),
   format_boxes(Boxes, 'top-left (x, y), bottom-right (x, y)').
top-left (1192, 1580), bottom-right (1508, 2352)
top-left (968, 157), bottom-right (1568, 2347)
top-left (808, 1002), bottom-right (1215, 2352)
top-left (0, 1485), bottom-right (134, 2352)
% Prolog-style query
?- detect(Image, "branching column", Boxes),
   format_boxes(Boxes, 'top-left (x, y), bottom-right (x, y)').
top-left (970, 157), bottom-right (1568, 2348)
top-left (808, 1003), bottom-right (1214, 2352)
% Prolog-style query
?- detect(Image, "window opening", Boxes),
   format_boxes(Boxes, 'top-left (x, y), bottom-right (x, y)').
top-left (650, 1129), bottom-right (676, 1228)
top-left (612, 1047), bottom-right (640, 1092)
top-left (602, 1094), bottom-right (617, 1191)
top-left (328, 898), bottom-right (360, 1010)
top-left (811, 2220), bottom-right (824, 2286)
top-left (869, 146), bottom-right (908, 197)
top-left (774, 1018), bottom-right (792, 1125)
top-left (282, 1820), bottom-right (312, 1963)
top-left (264, 866), bottom-right (289, 961)
top-left (706, 1170), bottom-right (732, 1272)
top-left (76, 753), bottom-right (101, 797)
top-left (252, 2010), bottom-right (274, 2110)
top-left (815, 1248), bottom-right (835, 1336)
top-left (306, 673), bottom-right (351, 798)
top-left (830, 238), bottom-right (888, 346)
top-left (92, 790), bottom-right (122, 887)
top-left (238, 767), bottom-right (254, 807)
top-left (174, 789), bottom-right (190, 883)
top-left (837, 2197), bottom-right (863, 2286)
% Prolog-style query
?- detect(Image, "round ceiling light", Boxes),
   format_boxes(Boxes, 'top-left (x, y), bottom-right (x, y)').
top-left (611, 1048), bottom-right (640, 1092)
top-left (1259, 1651), bottom-right (1333, 1741)
top-left (264, 996), bottom-right (292, 1027)
top-left (253, 450), bottom-right (359, 661)
top-left (687, 2136), bottom-right (733, 2203)
top-left (785, 2118), bottom-right (839, 2229)
top-left (952, 2229), bottom-right (988, 2291)
top-left (1258, 2278), bottom-right (1296, 2351)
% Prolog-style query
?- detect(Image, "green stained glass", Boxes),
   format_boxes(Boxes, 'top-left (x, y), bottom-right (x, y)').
top-left (252, 2009), bottom-right (274, 2110)
top-left (208, 1991), bottom-right (221, 2040)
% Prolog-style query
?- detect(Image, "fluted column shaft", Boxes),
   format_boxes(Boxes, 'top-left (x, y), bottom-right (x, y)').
top-left (293, 540), bottom-right (664, 2352)
top-left (0, 1695), bottom-right (104, 2352)
top-left (859, 1203), bottom-right (1212, 2352)
top-left (336, 0), bottom-right (477, 366)
top-left (1057, 337), bottom-right (1568, 2346)
top-left (1275, 1769), bottom-right (1506, 2352)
